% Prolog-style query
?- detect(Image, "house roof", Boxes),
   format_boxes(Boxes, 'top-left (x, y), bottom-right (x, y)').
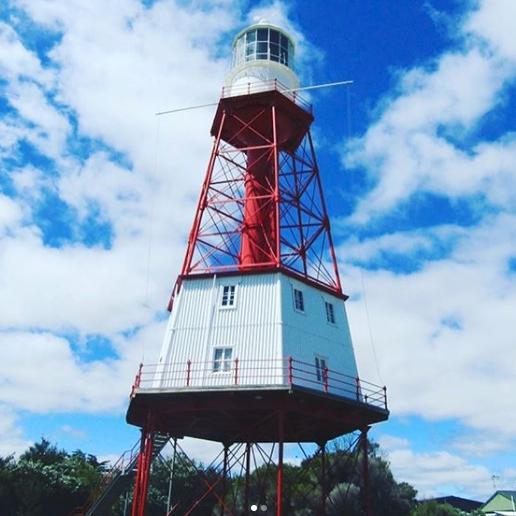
top-left (429, 495), bottom-right (482, 511)
top-left (482, 491), bottom-right (516, 512)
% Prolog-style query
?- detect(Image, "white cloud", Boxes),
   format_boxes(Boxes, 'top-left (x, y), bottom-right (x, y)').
top-left (466, 0), bottom-right (516, 62)
top-left (339, 225), bottom-right (463, 264)
top-left (450, 433), bottom-right (513, 458)
top-left (389, 448), bottom-right (492, 499)
top-left (6, 80), bottom-right (71, 159)
top-left (377, 434), bottom-right (410, 451)
top-left (345, 212), bottom-right (516, 438)
top-left (0, 405), bottom-right (30, 457)
top-left (378, 435), bottom-right (516, 500)
top-left (0, 321), bottom-right (164, 413)
top-left (60, 424), bottom-right (87, 440)
top-left (0, 194), bottom-right (24, 234)
top-left (344, 0), bottom-right (516, 221)
top-left (0, 21), bottom-right (54, 86)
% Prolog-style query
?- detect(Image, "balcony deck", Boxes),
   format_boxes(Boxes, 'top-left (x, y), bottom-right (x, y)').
top-left (126, 358), bottom-right (389, 443)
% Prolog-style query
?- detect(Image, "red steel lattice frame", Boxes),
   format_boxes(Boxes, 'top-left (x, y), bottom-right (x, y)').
top-left (176, 92), bottom-right (343, 300)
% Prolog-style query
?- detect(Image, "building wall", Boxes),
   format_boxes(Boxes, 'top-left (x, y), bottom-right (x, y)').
top-left (156, 273), bottom-right (283, 388)
top-left (280, 275), bottom-right (359, 396)
top-left (154, 272), bottom-right (359, 399)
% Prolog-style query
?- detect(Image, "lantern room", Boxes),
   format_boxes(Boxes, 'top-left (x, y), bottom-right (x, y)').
top-left (225, 20), bottom-right (299, 95)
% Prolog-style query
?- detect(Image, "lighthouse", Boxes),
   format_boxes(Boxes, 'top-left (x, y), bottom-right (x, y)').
top-left (126, 19), bottom-right (389, 516)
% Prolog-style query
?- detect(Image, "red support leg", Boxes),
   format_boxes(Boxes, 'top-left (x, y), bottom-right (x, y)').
top-left (320, 442), bottom-right (327, 516)
top-left (244, 443), bottom-right (251, 516)
top-left (361, 426), bottom-right (371, 516)
top-left (276, 413), bottom-right (285, 516)
top-left (131, 413), bottom-right (155, 516)
top-left (220, 444), bottom-right (229, 516)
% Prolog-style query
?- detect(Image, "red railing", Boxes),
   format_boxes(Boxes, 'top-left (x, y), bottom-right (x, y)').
top-left (130, 357), bottom-right (387, 411)
top-left (221, 78), bottom-right (312, 113)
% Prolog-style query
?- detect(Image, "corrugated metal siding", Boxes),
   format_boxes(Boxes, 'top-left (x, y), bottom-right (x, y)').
top-left (154, 272), bottom-right (359, 396)
top-left (280, 275), bottom-right (359, 397)
top-left (155, 273), bottom-right (284, 388)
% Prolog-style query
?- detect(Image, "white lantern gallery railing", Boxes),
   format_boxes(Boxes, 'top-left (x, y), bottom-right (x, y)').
top-left (221, 78), bottom-right (312, 113)
top-left (130, 357), bottom-right (387, 412)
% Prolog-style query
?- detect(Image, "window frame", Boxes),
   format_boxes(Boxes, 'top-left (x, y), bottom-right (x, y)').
top-left (236, 27), bottom-right (294, 68)
top-left (315, 355), bottom-right (328, 383)
top-left (220, 284), bottom-right (237, 309)
top-left (325, 301), bottom-right (336, 325)
top-left (213, 347), bottom-right (233, 373)
top-left (293, 287), bottom-right (305, 313)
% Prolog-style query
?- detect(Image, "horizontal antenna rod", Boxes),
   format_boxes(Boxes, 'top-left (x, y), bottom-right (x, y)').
top-left (155, 79), bottom-right (354, 116)
top-left (155, 102), bottom-right (218, 116)
top-left (288, 79), bottom-right (354, 93)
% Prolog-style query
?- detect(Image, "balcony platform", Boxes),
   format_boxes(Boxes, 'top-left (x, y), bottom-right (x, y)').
top-left (126, 382), bottom-right (388, 444)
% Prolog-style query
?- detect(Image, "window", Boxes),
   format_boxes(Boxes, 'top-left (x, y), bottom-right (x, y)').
top-left (293, 288), bottom-right (304, 312)
top-left (221, 285), bottom-right (236, 307)
top-left (236, 27), bottom-right (293, 69)
top-left (315, 356), bottom-right (328, 383)
top-left (270, 43), bottom-right (280, 62)
top-left (325, 302), bottom-right (335, 324)
top-left (213, 347), bottom-right (233, 373)
top-left (257, 28), bottom-right (268, 41)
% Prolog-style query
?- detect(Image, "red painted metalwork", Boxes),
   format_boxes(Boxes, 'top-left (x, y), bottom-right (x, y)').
top-left (186, 360), bottom-right (191, 387)
top-left (320, 442), bottom-right (327, 516)
top-left (131, 413), bottom-right (155, 516)
top-left (234, 358), bottom-right (239, 385)
top-left (130, 363), bottom-right (143, 398)
top-left (220, 444), bottom-right (229, 516)
top-left (361, 426), bottom-right (371, 516)
top-left (244, 443), bottom-right (251, 515)
top-left (175, 88), bottom-right (343, 297)
top-left (133, 357), bottom-right (388, 410)
top-left (276, 413), bottom-right (284, 516)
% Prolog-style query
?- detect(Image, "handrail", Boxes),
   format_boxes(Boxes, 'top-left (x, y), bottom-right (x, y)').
top-left (130, 357), bottom-right (387, 411)
top-left (221, 78), bottom-right (312, 113)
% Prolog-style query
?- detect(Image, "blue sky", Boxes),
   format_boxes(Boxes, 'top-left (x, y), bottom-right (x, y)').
top-left (1, 0), bottom-right (516, 501)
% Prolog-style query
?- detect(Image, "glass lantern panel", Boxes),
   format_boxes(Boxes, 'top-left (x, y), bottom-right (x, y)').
top-left (270, 29), bottom-right (280, 44)
top-left (280, 49), bottom-right (288, 66)
top-left (246, 42), bottom-right (256, 61)
top-left (270, 43), bottom-right (280, 61)
top-left (257, 28), bottom-right (268, 41)
top-left (257, 41), bottom-right (268, 54)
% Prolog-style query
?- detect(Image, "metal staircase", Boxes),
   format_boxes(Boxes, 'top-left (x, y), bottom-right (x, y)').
top-left (70, 433), bottom-right (170, 516)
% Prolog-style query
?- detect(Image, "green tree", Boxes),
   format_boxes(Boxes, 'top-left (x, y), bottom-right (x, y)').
top-left (0, 438), bottom-right (104, 516)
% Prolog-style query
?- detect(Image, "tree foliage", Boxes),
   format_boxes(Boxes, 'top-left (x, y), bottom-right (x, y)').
top-left (410, 500), bottom-right (464, 516)
top-left (0, 438), bottom-right (105, 516)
